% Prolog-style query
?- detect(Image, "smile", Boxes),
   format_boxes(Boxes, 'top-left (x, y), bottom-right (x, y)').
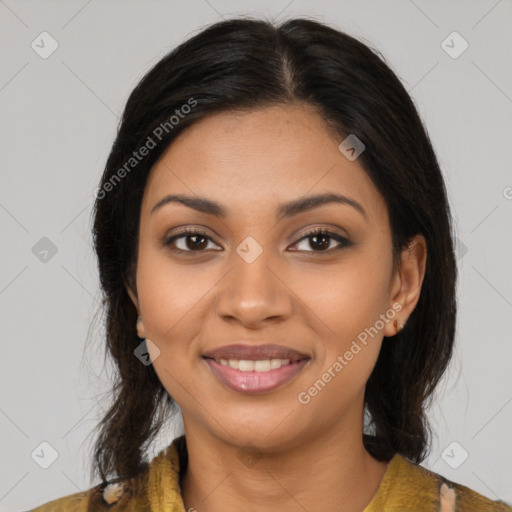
top-left (203, 357), bottom-right (310, 394)
top-left (217, 358), bottom-right (292, 371)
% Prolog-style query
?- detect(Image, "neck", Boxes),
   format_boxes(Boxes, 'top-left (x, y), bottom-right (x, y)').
top-left (180, 422), bottom-right (389, 512)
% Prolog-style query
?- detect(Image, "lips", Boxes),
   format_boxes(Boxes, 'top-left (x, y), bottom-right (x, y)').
top-left (202, 343), bottom-right (311, 394)
top-left (202, 343), bottom-right (310, 362)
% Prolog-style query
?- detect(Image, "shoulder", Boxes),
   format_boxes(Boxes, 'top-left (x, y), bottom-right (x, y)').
top-left (441, 477), bottom-right (512, 512)
top-left (25, 472), bottom-right (151, 512)
top-left (378, 453), bottom-right (512, 512)
top-left (25, 436), bottom-right (185, 512)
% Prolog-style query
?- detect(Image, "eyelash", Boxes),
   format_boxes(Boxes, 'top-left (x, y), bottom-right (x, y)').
top-left (162, 227), bottom-right (352, 255)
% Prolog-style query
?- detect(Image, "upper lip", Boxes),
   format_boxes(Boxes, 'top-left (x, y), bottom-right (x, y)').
top-left (202, 343), bottom-right (310, 362)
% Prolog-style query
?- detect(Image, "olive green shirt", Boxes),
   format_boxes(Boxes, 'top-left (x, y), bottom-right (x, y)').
top-left (26, 435), bottom-right (512, 511)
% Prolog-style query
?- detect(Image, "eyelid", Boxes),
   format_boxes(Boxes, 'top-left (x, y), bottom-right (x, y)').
top-left (289, 227), bottom-right (351, 252)
top-left (162, 226), bottom-right (222, 251)
top-left (294, 225), bottom-right (347, 241)
top-left (162, 225), bottom-right (352, 254)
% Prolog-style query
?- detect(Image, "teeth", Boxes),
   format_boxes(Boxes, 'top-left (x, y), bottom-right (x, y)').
top-left (217, 358), bottom-right (291, 371)
top-left (254, 360), bottom-right (270, 371)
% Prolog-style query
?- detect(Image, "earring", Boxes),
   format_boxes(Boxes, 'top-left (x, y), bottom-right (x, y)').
top-left (393, 319), bottom-right (406, 334)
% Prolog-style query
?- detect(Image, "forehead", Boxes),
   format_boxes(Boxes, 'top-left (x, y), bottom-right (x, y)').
top-left (141, 104), bottom-right (387, 224)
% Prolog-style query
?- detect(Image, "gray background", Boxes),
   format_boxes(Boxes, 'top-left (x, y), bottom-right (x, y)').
top-left (1, 0), bottom-right (511, 510)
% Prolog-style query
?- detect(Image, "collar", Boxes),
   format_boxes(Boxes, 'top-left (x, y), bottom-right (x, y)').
top-left (146, 435), bottom-right (188, 512)
top-left (145, 436), bottom-right (453, 512)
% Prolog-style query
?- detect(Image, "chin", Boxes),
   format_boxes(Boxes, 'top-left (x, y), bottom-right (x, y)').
top-left (211, 415), bottom-right (304, 452)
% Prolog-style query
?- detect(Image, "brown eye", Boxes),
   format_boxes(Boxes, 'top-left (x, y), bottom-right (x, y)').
top-left (163, 229), bottom-right (221, 252)
top-left (308, 233), bottom-right (331, 250)
top-left (183, 233), bottom-right (208, 250)
top-left (291, 229), bottom-right (352, 253)
top-left (163, 228), bottom-right (351, 255)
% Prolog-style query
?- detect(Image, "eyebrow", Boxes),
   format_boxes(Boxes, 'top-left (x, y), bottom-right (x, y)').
top-left (150, 192), bottom-right (367, 221)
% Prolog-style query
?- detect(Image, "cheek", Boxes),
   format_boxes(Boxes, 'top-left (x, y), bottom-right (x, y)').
top-left (297, 267), bottom-right (387, 414)
top-left (135, 244), bottom-right (217, 338)
top-left (294, 250), bottom-right (391, 394)
top-left (134, 249), bottom-right (210, 397)
top-left (294, 255), bottom-right (392, 341)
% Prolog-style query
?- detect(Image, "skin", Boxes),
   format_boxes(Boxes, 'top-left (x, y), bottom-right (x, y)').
top-left (126, 103), bottom-right (427, 512)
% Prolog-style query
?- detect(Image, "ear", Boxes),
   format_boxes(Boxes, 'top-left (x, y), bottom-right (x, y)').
top-left (383, 234), bottom-right (427, 338)
top-left (125, 272), bottom-right (140, 314)
top-left (125, 276), bottom-right (147, 339)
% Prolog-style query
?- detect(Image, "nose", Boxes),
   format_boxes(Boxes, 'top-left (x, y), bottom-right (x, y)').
top-left (214, 242), bottom-right (293, 329)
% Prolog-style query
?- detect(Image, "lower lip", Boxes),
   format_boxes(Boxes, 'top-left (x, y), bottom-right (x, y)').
top-left (204, 358), bottom-right (310, 394)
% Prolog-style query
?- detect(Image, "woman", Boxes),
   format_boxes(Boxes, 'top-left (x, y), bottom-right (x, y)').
top-left (27, 16), bottom-right (511, 512)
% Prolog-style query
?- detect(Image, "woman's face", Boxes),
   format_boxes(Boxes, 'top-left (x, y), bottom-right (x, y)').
top-left (128, 103), bottom-right (424, 452)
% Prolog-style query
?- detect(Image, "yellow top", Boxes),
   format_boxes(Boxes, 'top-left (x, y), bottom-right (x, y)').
top-left (26, 435), bottom-right (511, 512)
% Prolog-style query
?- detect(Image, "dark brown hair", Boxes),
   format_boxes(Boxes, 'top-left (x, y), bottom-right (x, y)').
top-left (89, 16), bottom-right (457, 484)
